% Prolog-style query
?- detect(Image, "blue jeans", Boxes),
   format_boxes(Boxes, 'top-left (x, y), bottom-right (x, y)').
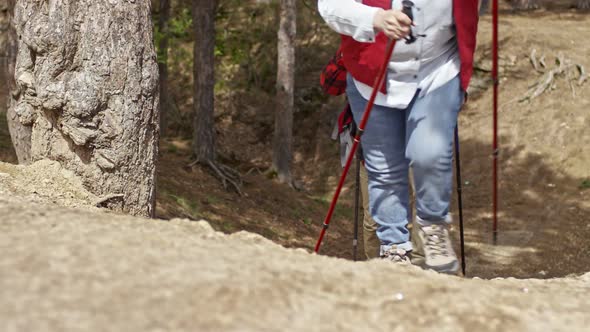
top-left (346, 74), bottom-right (463, 251)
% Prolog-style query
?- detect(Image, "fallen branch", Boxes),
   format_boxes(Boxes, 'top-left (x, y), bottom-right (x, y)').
top-left (94, 194), bottom-right (125, 207)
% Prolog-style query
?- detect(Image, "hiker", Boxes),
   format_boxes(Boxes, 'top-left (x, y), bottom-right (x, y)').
top-left (318, 0), bottom-right (479, 273)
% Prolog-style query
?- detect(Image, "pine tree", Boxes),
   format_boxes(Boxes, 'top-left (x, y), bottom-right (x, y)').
top-left (191, 0), bottom-right (241, 193)
top-left (272, 0), bottom-right (296, 185)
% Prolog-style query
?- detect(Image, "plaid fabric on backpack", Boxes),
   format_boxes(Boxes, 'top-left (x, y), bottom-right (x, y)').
top-left (320, 47), bottom-right (347, 96)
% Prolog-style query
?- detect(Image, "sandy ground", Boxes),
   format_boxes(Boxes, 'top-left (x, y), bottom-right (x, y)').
top-left (1, 160), bottom-right (590, 331)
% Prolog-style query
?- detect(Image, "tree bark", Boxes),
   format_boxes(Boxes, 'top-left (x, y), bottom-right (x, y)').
top-left (0, 0), bottom-right (11, 96)
top-left (192, 0), bottom-right (217, 162)
top-left (511, 0), bottom-right (540, 10)
top-left (157, 0), bottom-right (170, 137)
top-left (2, 0), bottom-right (30, 164)
top-left (273, 0), bottom-right (296, 184)
top-left (12, 0), bottom-right (160, 217)
top-left (190, 0), bottom-right (241, 194)
top-left (0, 0), bottom-right (12, 91)
top-left (578, 0), bottom-right (590, 9)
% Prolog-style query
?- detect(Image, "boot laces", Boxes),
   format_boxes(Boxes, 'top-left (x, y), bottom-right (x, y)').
top-left (382, 247), bottom-right (411, 262)
top-left (424, 225), bottom-right (449, 258)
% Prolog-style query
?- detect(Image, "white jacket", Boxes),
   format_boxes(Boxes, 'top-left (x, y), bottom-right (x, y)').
top-left (318, 0), bottom-right (461, 108)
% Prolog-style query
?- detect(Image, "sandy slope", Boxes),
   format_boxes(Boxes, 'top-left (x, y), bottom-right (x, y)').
top-left (0, 161), bottom-right (589, 332)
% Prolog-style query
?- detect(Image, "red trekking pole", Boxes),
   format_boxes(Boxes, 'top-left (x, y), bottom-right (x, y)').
top-left (315, 39), bottom-right (397, 254)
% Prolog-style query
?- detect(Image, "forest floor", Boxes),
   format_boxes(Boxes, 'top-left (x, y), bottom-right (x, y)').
top-left (1, 10), bottom-right (589, 282)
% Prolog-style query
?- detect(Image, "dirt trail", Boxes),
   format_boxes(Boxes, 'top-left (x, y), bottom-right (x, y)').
top-left (457, 12), bottom-right (590, 279)
top-left (1, 160), bottom-right (590, 331)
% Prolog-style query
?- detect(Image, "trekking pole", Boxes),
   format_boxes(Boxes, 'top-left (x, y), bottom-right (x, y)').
top-left (492, 0), bottom-right (499, 245)
top-left (353, 154), bottom-right (361, 261)
top-left (315, 39), bottom-right (397, 253)
top-left (454, 126), bottom-right (466, 276)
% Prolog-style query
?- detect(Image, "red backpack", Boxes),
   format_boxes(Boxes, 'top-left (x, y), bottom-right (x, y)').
top-left (319, 47), bottom-right (347, 96)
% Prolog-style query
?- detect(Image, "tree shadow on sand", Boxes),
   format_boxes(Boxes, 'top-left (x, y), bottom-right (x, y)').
top-left (456, 136), bottom-right (590, 279)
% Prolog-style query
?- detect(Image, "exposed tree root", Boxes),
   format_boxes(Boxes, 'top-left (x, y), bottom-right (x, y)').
top-left (520, 52), bottom-right (587, 103)
top-left (577, 64), bottom-right (588, 86)
top-left (529, 49), bottom-right (546, 73)
top-left (566, 66), bottom-right (576, 98)
top-left (578, 0), bottom-right (590, 10)
top-left (245, 167), bottom-right (264, 176)
top-left (539, 55), bottom-right (547, 69)
top-left (189, 159), bottom-right (243, 196)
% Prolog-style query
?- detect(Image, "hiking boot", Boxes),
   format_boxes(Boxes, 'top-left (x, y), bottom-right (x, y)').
top-left (412, 221), bottom-right (459, 274)
top-left (380, 245), bottom-right (412, 264)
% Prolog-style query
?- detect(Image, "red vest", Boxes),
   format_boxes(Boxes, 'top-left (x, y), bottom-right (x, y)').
top-left (341, 0), bottom-right (479, 93)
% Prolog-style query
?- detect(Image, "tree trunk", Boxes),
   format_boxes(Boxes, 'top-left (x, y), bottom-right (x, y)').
top-left (192, 0), bottom-right (217, 162)
top-left (158, 0), bottom-right (170, 137)
top-left (273, 0), bottom-right (296, 184)
top-left (511, 0), bottom-right (540, 10)
top-left (12, 0), bottom-right (160, 217)
top-left (0, 0), bottom-right (11, 97)
top-left (2, 0), bottom-right (30, 164)
top-left (578, 0), bottom-right (590, 10)
top-left (0, 0), bottom-right (11, 93)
